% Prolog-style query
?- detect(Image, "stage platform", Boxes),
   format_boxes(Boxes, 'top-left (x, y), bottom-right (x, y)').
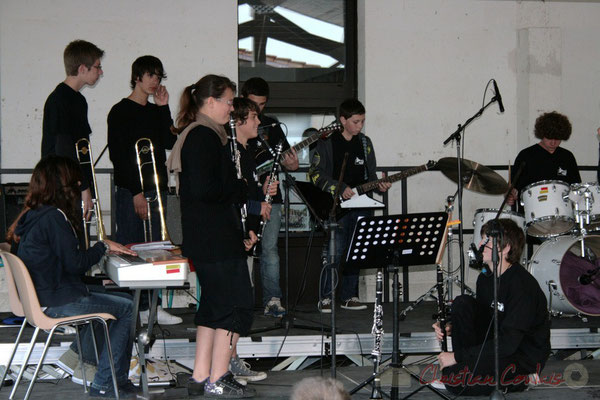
top-left (1, 301), bottom-right (599, 398)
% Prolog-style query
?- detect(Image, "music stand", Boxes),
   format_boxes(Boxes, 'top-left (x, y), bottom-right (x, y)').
top-left (346, 212), bottom-right (451, 400)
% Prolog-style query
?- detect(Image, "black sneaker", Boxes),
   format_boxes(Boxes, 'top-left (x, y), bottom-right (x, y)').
top-left (89, 380), bottom-right (140, 399)
top-left (188, 376), bottom-right (207, 396)
top-left (204, 371), bottom-right (255, 398)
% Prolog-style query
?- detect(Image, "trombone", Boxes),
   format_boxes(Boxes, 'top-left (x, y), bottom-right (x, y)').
top-left (75, 138), bottom-right (107, 247)
top-left (135, 138), bottom-right (171, 243)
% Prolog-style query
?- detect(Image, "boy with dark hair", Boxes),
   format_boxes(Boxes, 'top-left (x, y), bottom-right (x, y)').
top-left (432, 219), bottom-right (550, 395)
top-left (242, 77), bottom-right (299, 318)
top-left (42, 39), bottom-right (104, 220)
top-left (107, 55), bottom-right (181, 325)
top-left (308, 98), bottom-right (390, 313)
top-left (507, 111), bottom-right (581, 205)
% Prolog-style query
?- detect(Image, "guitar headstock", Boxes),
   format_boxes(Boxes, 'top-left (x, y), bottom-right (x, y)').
top-left (425, 160), bottom-right (437, 170)
top-left (319, 122), bottom-right (342, 139)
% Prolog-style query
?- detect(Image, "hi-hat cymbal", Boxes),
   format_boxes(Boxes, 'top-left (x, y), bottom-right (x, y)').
top-left (437, 157), bottom-right (508, 195)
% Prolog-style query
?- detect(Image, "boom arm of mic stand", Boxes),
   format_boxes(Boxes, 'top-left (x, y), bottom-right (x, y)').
top-left (442, 97), bottom-right (497, 146)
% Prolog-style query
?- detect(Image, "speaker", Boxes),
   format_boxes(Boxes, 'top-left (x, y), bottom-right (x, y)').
top-left (0, 183), bottom-right (29, 238)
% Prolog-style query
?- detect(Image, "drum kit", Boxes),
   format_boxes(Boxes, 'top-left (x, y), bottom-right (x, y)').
top-left (438, 157), bottom-right (600, 318)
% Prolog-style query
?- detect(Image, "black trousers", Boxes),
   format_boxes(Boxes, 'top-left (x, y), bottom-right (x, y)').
top-left (442, 295), bottom-right (528, 396)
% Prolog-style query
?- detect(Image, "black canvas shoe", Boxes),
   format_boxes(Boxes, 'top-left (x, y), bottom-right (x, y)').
top-left (204, 371), bottom-right (255, 398)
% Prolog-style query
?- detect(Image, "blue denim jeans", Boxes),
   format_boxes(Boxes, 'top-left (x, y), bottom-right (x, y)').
top-left (67, 289), bottom-right (132, 366)
top-left (259, 203), bottom-right (283, 306)
top-left (321, 209), bottom-right (371, 301)
top-left (44, 292), bottom-right (134, 391)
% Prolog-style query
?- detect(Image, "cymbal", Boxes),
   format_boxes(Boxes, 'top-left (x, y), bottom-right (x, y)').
top-left (437, 157), bottom-right (508, 195)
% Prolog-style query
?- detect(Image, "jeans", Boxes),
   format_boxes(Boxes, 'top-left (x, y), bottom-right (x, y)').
top-left (115, 186), bottom-right (166, 310)
top-left (260, 203), bottom-right (283, 306)
top-left (68, 288), bottom-right (132, 366)
top-left (44, 292), bottom-right (134, 391)
top-left (320, 209), bottom-right (371, 301)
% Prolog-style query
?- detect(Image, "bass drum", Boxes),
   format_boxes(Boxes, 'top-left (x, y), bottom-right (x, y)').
top-left (472, 208), bottom-right (527, 264)
top-left (528, 235), bottom-right (600, 316)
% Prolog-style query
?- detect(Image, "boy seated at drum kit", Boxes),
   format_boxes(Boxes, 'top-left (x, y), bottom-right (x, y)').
top-left (498, 111), bottom-right (600, 318)
top-left (506, 111), bottom-right (581, 238)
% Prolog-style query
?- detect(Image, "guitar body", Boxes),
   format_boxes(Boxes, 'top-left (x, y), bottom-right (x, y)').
top-left (339, 193), bottom-right (385, 209)
top-left (296, 161), bottom-right (437, 221)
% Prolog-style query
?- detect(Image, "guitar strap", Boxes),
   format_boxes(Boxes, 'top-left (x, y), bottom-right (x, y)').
top-left (360, 133), bottom-right (369, 181)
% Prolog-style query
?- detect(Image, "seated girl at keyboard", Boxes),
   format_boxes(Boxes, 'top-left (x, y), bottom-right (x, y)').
top-left (6, 155), bottom-right (141, 398)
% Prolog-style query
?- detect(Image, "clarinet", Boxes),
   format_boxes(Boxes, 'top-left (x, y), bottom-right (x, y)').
top-left (436, 263), bottom-right (448, 352)
top-left (229, 114), bottom-right (247, 233)
top-left (252, 141), bottom-right (284, 258)
top-left (370, 270), bottom-right (384, 399)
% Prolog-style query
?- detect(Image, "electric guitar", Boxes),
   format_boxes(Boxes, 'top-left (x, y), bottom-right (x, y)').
top-left (302, 160), bottom-right (437, 220)
top-left (255, 122), bottom-right (342, 176)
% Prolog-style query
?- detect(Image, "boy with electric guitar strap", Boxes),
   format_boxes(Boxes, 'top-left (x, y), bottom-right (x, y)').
top-left (308, 98), bottom-right (391, 312)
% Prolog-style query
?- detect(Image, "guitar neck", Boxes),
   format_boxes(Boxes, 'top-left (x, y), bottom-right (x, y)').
top-left (284, 133), bottom-right (320, 157)
top-left (356, 164), bottom-right (428, 195)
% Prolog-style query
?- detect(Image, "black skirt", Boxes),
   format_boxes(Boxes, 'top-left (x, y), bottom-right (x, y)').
top-left (193, 257), bottom-right (254, 336)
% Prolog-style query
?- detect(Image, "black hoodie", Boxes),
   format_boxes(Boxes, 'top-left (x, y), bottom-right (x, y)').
top-left (14, 205), bottom-right (106, 307)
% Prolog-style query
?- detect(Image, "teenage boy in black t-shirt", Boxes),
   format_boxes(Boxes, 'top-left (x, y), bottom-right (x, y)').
top-left (107, 55), bottom-right (181, 325)
top-left (42, 40), bottom-right (104, 221)
top-left (308, 99), bottom-right (390, 313)
top-left (507, 111), bottom-right (581, 207)
top-left (432, 219), bottom-right (550, 396)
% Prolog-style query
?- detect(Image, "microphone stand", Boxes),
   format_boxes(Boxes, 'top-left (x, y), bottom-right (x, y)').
top-left (486, 218), bottom-right (504, 400)
top-left (326, 153), bottom-right (349, 378)
top-left (248, 141), bottom-right (332, 336)
top-left (442, 94), bottom-right (501, 295)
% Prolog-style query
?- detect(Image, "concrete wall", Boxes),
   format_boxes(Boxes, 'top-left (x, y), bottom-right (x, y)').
top-left (2, 0), bottom-right (600, 305)
top-left (359, 0), bottom-right (600, 298)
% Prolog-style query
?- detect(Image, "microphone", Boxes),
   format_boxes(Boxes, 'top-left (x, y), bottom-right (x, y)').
top-left (257, 121), bottom-right (282, 133)
top-left (257, 132), bottom-right (276, 157)
top-left (468, 237), bottom-right (490, 271)
top-left (492, 79), bottom-right (505, 113)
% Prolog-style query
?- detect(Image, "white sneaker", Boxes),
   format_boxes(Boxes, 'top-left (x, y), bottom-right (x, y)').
top-left (264, 297), bottom-right (286, 317)
top-left (140, 306), bottom-right (183, 325)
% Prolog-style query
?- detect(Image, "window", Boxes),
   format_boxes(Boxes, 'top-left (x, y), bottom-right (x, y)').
top-left (238, 0), bottom-right (357, 110)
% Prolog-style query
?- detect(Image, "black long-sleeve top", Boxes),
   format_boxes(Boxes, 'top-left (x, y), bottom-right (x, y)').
top-left (42, 82), bottom-right (93, 191)
top-left (455, 264), bottom-right (551, 372)
top-left (107, 98), bottom-right (175, 195)
top-left (179, 125), bottom-right (248, 263)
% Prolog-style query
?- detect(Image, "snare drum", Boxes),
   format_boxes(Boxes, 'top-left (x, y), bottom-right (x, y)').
top-left (520, 180), bottom-right (574, 237)
top-left (528, 235), bottom-right (600, 316)
top-left (472, 208), bottom-right (527, 263)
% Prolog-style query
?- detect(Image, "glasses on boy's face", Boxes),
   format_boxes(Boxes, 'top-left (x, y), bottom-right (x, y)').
top-left (215, 97), bottom-right (233, 106)
top-left (91, 64), bottom-right (102, 71)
